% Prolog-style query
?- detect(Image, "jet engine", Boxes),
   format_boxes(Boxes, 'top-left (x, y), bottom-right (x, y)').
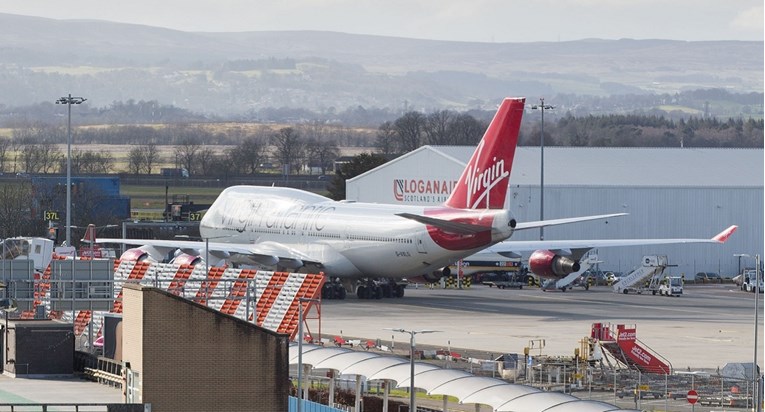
top-left (407, 267), bottom-right (451, 284)
top-left (169, 253), bottom-right (202, 266)
top-left (528, 250), bottom-right (580, 279)
top-left (118, 245), bottom-right (164, 263)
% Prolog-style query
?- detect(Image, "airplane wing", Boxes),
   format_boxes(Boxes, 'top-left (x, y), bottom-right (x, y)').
top-left (97, 238), bottom-right (324, 269)
top-left (485, 225), bottom-right (738, 260)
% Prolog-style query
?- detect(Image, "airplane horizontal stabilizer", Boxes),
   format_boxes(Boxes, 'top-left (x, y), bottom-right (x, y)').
top-left (395, 213), bottom-right (490, 235)
top-left (514, 213), bottom-right (628, 230)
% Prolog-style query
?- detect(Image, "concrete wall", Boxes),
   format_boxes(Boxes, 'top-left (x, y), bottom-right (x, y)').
top-left (3, 320), bottom-right (74, 376)
top-left (122, 284), bottom-right (290, 412)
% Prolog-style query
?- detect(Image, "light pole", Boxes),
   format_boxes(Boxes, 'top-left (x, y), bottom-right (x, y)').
top-left (734, 253), bottom-right (761, 412)
top-left (297, 297), bottom-right (320, 412)
top-left (55, 94), bottom-right (87, 247)
top-left (386, 328), bottom-right (440, 412)
top-left (530, 98), bottom-right (554, 241)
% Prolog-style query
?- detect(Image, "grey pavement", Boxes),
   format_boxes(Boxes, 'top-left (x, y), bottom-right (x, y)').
top-left (0, 282), bottom-right (758, 411)
top-left (315, 283), bottom-right (760, 371)
top-left (0, 373), bottom-right (122, 404)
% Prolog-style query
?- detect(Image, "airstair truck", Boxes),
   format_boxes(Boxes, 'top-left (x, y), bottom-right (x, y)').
top-left (612, 255), bottom-right (668, 294)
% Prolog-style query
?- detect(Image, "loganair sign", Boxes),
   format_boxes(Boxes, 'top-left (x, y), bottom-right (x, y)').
top-left (393, 179), bottom-right (457, 204)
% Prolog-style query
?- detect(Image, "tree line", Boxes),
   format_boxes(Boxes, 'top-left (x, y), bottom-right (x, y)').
top-left (375, 110), bottom-right (763, 156)
top-left (0, 123), bottom-right (358, 177)
top-left (0, 107), bottom-right (760, 177)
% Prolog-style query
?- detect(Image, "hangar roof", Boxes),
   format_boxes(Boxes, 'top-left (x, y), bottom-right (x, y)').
top-left (354, 146), bottom-right (763, 187)
top-left (289, 344), bottom-right (637, 412)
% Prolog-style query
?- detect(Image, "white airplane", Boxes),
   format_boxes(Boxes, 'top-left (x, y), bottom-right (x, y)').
top-left (99, 97), bottom-right (736, 299)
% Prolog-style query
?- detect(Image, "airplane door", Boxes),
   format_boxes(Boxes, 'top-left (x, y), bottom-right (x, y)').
top-left (416, 234), bottom-right (427, 254)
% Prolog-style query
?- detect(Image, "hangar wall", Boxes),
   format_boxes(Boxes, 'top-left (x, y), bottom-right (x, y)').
top-left (346, 147), bottom-right (763, 277)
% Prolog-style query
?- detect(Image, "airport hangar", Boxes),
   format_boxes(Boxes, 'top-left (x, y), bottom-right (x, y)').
top-left (345, 146), bottom-right (763, 278)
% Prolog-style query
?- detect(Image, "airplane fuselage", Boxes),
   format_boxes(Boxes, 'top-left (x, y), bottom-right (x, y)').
top-left (200, 186), bottom-right (516, 279)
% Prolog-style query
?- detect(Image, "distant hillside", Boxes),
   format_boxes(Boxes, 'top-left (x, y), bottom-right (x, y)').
top-left (0, 13), bottom-right (761, 116)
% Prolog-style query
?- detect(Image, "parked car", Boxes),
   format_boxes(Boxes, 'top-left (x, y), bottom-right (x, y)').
top-left (695, 272), bottom-right (722, 283)
top-left (616, 389), bottom-right (665, 399)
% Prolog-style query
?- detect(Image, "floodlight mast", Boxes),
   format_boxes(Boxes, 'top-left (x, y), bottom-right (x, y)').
top-left (385, 328), bottom-right (440, 412)
top-left (530, 98), bottom-right (554, 241)
top-left (55, 94), bottom-right (87, 247)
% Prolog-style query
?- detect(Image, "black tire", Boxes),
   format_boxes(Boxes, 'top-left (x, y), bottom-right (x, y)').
top-left (357, 285), bottom-right (368, 299)
top-left (322, 284), bottom-right (335, 300)
top-left (337, 286), bottom-right (347, 300)
top-left (623, 289), bottom-right (629, 294)
top-left (395, 285), bottom-right (405, 298)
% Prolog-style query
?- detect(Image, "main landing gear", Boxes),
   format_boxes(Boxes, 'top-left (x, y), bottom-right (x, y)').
top-left (320, 278), bottom-right (406, 300)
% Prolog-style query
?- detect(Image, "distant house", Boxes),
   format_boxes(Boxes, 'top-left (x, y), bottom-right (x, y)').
top-left (333, 156), bottom-right (355, 174)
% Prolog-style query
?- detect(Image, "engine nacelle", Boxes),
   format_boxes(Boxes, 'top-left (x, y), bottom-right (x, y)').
top-left (170, 253), bottom-right (202, 266)
top-left (529, 250), bottom-right (580, 279)
top-left (119, 245), bottom-right (163, 263)
top-left (407, 267), bottom-right (451, 284)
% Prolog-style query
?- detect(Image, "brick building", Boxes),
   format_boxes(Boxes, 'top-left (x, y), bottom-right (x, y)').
top-left (121, 284), bottom-right (290, 411)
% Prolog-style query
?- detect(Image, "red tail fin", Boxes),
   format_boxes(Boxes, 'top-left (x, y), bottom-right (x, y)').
top-left (81, 224), bottom-right (96, 244)
top-left (445, 97), bottom-right (525, 209)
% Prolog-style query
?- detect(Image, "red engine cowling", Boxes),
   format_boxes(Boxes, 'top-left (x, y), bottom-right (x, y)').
top-left (119, 248), bottom-right (151, 262)
top-left (529, 250), bottom-right (580, 279)
top-left (407, 267), bottom-right (451, 284)
top-left (170, 253), bottom-right (202, 266)
top-left (119, 245), bottom-right (163, 263)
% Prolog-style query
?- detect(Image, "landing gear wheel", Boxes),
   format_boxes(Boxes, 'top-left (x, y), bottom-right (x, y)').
top-left (336, 286), bottom-right (347, 300)
top-left (394, 285), bottom-right (405, 298)
top-left (373, 285), bottom-right (382, 299)
top-left (381, 284), bottom-right (393, 298)
top-left (322, 284), bottom-right (336, 300)
top-left (357, 285), bottom-right (368, 299)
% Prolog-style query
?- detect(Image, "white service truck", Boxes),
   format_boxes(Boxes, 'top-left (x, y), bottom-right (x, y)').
top-left (658, 276), bottom-right (683, 297)
top-left (741, 269), bottom-right (763, 293)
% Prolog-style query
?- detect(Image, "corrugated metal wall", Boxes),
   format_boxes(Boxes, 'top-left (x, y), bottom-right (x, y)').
top-left (347, 147), bottom-right (763, 278)
top-left (507, 185), bottom-right (762, 277)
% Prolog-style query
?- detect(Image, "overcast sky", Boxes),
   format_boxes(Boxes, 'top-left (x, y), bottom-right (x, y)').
top-left (1, 0), bottom-right (762, 42)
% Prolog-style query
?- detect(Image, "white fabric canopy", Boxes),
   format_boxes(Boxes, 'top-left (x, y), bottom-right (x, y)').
top-left (288, 343), bottom-right (638, 411)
